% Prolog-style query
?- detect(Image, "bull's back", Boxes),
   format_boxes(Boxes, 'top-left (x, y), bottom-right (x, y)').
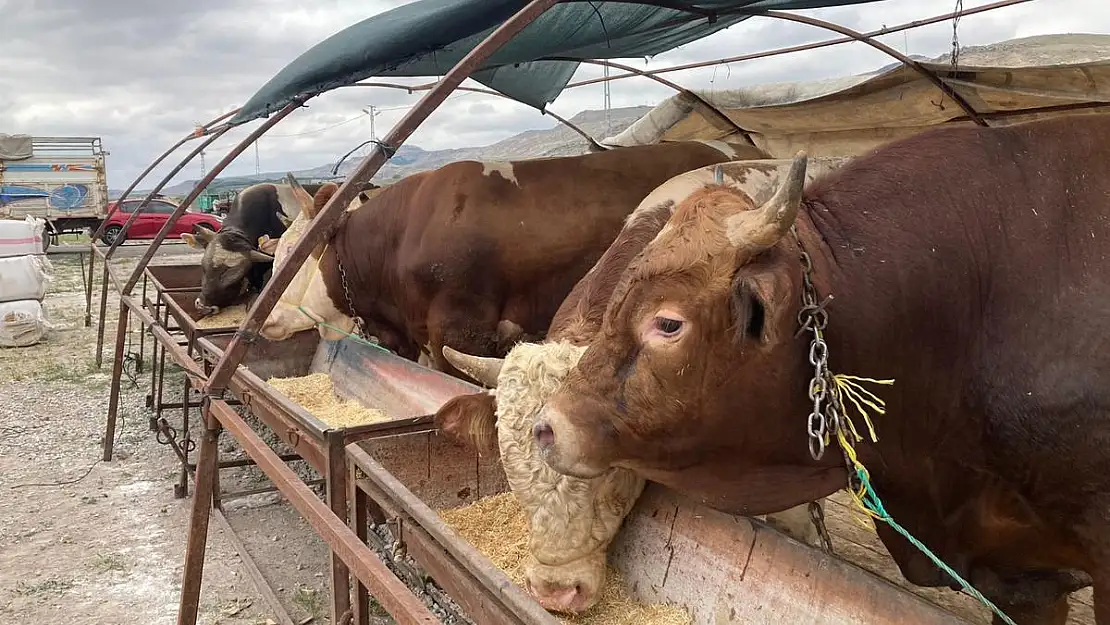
top-left (428, 142), bottom-right (759, 278)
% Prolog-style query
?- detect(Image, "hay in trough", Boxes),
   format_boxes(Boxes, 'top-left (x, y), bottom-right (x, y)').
top-left (195, 304), bottom-right (247, 329)
top-left (440, 492), bottom-right (691, 625)
top-left (266, 372), bottom-right (389, 429)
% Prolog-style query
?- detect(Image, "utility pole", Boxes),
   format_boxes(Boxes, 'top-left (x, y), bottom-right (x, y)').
top-left (603, 65), bottom-right (612, 136)
top-left (363, 105), bottom-right (383, 140)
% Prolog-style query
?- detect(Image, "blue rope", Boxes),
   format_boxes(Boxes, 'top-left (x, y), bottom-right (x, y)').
top-left (855, 468), bottom-right (1018, 625)
top-left (295, 305), bottom-right (391, 354)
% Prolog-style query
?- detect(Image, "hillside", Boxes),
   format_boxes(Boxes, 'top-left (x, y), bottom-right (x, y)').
top-left (128, 106), bottom-right (651, 198)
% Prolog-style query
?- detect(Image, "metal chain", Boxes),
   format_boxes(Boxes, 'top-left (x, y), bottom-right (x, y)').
top-left (808, 501), bottom-right (835, 554)
top-left (335, 254), bottom-right (367, 339)
top-left (794, 225), bottom-right (837, 462)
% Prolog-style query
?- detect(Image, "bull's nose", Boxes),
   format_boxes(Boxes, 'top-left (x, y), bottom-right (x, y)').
top-left (532, 420), bottom-right (555, 450)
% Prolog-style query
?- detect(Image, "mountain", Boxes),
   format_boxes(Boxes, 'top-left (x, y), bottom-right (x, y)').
top-left (121, 105), bottom-right (652, 199)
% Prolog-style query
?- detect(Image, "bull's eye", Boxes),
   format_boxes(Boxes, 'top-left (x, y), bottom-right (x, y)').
top-left (653, 316), bottom-right (684, 336)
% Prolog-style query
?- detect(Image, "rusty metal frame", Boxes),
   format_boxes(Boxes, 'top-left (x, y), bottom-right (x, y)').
top-left (562, 0), bottom-right (1035, 90)
top-left (348, 444), bottom-right (560, 625)
top-left (92, 127), bottom-right (232, 367)
top-left (86, 109), bottom-right (239, 347)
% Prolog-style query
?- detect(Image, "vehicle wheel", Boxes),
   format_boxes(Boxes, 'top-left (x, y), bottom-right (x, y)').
top-left (102, 225), bottom-right (123, 246)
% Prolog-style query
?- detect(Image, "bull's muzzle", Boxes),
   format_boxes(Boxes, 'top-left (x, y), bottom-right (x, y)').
top-left (194, 298), bottom-right (220, 318)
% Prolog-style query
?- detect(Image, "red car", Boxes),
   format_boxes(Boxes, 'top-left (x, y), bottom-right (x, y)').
top-left (100, 198), bottom-right (223, 245)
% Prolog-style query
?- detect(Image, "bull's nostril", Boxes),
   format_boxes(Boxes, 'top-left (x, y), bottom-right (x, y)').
top-left (533, 421), bottom-right (555, 448)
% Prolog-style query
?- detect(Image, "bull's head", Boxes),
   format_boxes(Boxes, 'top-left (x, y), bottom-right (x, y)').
top-left (436, 342), bottom-right (645, 614)
top-left (530, 154), bottom-right (847, 515)
top-left (259, 180), bottom-right (368, 341)
top-left (182, 225), bottom-right (274, 315)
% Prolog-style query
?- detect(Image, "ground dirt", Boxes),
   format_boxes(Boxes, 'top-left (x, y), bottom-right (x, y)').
top-left (0, 247), bottom-right (1098, 625)
top-left (0, 250), bottom-right (336, 625)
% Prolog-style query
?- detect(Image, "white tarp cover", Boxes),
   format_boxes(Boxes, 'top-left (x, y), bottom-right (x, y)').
top-left (0, 299), bottom-right (48, 347)
top-left (603, 34), bottom-right (1110, 158)
top-left (0, 134), bottom-right (33, 161)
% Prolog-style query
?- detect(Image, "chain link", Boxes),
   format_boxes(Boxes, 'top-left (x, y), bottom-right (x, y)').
top-left (808, 501), bottom-right (835, 554)
top-left (792, 226), bottom-right (840, 462)
top-left (335, 255), bottom-right (367, 339)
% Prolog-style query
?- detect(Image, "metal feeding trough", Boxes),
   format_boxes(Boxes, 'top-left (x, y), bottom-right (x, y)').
top-left (191, 329), bottom-right (963, 625)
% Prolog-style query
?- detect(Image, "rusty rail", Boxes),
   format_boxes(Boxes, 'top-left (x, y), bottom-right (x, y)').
top-left (348, 444), bottom-right (560, 625)
top-left (189, 399), bottom-right (439, 625)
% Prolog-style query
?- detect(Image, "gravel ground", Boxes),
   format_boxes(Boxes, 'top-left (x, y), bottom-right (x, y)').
top-left (0, 252), bottom-right (335, 625)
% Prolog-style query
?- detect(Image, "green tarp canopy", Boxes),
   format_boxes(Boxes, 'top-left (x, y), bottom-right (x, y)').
top-left (231, 0), bottom-right (887, 126)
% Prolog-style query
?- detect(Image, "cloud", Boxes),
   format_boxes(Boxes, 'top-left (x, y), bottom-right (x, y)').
top-left (1, 0), bottom-right (1106, 188)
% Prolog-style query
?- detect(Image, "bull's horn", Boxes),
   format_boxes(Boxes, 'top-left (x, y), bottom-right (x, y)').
top-left (285, 172), bottom-right (306, 194)
top-left (249, 249), bottom-right (275, 263)
top-left (442, 346), bottom-right (504, 388)
top-left (726, 151), bottom-right (808, 252)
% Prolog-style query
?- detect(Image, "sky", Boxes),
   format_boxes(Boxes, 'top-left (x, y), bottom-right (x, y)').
top-left (1, 0), bottom-right (1107, 188)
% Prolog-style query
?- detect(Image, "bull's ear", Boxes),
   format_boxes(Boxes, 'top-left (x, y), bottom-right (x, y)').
top-left (730, 264), bottom-right (792, 346)
top-left (309, 183), bottom-right (339, 219)
top-left (183, 226), bottom-right (214, 249)
top-left (434, 392), bottom-right (499, 455)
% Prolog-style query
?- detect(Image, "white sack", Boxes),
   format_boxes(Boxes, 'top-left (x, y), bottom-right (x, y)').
top-left (0, 254), bottom-right (51, 303)
top-left (0, 299), bottom-right (47, 347)
top-left (0, 217), bottom-right (46, 258)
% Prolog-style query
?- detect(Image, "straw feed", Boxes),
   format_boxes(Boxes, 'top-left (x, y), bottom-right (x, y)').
top-left (267, 372), bottom-right (389, 428)
top-left (439, 492), bottom-right (691, 625)
top-left (195, 304), bottom-right (247, 329)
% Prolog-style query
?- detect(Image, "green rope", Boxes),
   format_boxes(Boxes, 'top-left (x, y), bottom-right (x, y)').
top-left (855, 468), bottom-right (1017, 625)
top-left (295, 305), bottom-right (391, 354)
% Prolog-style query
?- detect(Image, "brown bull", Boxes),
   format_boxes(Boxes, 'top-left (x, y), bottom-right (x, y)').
top-left (434, 160), bottom-right (840, 613)
top-left (533, 115), bottom-right (1110, 623)
top-left (260, 140), bottom-right (764, 381)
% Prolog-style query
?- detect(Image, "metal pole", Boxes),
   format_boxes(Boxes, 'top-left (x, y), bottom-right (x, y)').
top-left (562, 0), bottom-right (1034, 90)
top-left (203, 0), bottom-right (564, 396)
top-left (118, 99), bottom-right (307, 297)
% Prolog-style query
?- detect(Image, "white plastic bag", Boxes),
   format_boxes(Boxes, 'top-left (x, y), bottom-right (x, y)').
top-left (0, 299), bottom-right (48, 347)
top-left (0, 254), bottom-right (52, 303)
top-left (0, 217), bottom-right (46, 258)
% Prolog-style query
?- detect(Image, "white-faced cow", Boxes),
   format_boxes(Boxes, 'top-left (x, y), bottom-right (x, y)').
top-left (184, 175), bottom-right (377, 315)
top-left (433, 159), bottom-right (847, 613)
top-left (534, 115), bottom-right (1110, 624)
top-left (258, 140), bottom-right (765, 382)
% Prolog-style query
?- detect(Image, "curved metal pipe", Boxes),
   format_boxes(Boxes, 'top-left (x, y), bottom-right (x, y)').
top-left (549, 56), bottom-right (757, 146)
top-left (90, 108), bottom-right (241, 363)
top-left (564, 0), bottom-right (1033, 91)
top-left (103, 127), bottom-right (232, 261)
top-left (120, 99), bottom-right (308, 296)
top-left (340, 82), bottom-right (607, 151)
top-left (760, 10), bottom-right (988, 126)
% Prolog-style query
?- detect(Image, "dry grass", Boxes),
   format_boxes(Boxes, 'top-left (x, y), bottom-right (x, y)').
top-left (195, 304), bottom-right (247, 329)
top-left (439, 492), bottom-right (691, 625)
top-left (266, 372), bottom-right (390, 429)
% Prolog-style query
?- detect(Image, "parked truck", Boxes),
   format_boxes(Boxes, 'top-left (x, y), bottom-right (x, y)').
top-left (0, 135), bottom-right (109, 251)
